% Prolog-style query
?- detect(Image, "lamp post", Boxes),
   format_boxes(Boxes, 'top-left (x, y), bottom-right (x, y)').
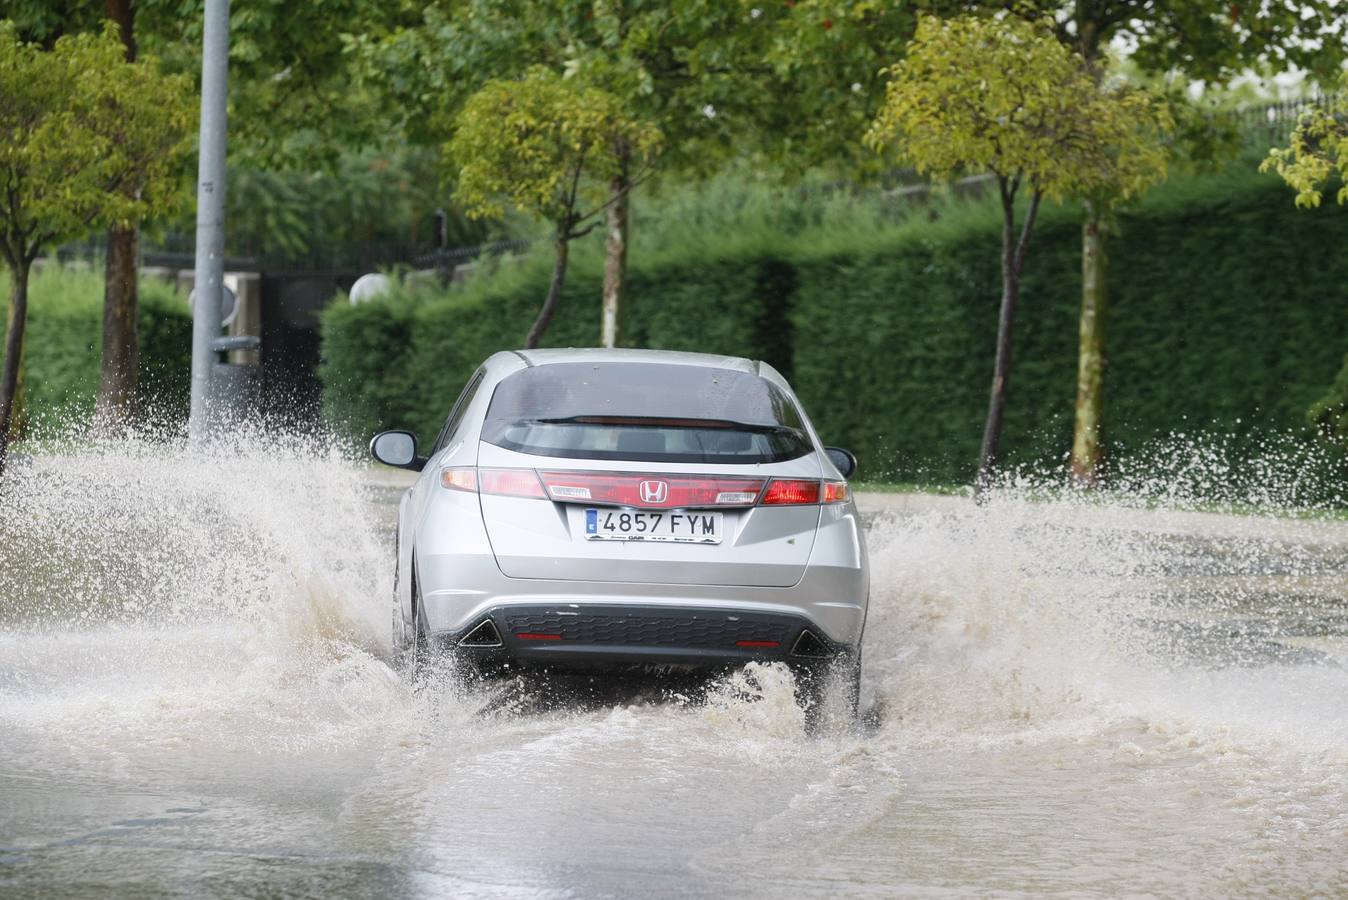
top-left (188, 0), bottom-right (231, 442)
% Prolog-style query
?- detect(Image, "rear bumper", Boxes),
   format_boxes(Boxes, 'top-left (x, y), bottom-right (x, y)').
top-left (416, 551), bottom-right (868, 646)
top-left (434, 603), bottom-right (853, 671)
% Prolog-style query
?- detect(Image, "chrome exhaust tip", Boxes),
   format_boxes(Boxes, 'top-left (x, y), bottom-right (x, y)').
top-left (790, 629), bottom-right (831, 659)
top-left (459, 618), bottom-right (503, 648)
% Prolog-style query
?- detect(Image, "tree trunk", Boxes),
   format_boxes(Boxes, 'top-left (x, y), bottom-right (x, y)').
top-left (976, 182), bottom-right (1042, 500)
top-left (1071, 17), bottom-right (1110, 489)
top-left (0, 262), bottom-right (31, 479)
top-left (525, 233), bottom-right (570, 350)
top-left (96, 225), bottom-right (140, 429)
top-left (601, 153), bottom-right (630, 349)
top-left (1071, 207), bottom-right (1107, 486)
top-left (105, 0), bottom-right (137, 59)
top-left (95, 0), bottom-right (139, 432)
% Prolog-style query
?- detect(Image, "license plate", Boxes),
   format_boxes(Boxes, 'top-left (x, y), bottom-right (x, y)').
top-left (585, 509), bottom-right (723, 544)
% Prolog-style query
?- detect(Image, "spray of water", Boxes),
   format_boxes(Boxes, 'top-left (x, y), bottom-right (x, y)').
top-left (0, 425), bottom-right (1344, 895)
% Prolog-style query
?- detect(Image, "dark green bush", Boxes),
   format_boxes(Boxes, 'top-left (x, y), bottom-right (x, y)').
top-left (320, 249), bottom-right (794, 441)
top-left (1309, 354), bottom-right (1348, 449)
top-left (0, 266), bottom-right (191, 430)
top-left (320, 168), bottom-right (1348, 487)
top-left (793, 174), bottom-right (1348, 482)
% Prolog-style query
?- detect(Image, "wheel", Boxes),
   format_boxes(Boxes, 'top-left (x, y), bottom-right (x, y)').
top-left (843, 647), bottom-right (862, 719)
top-left (409, 569), bottom-right (482, 688)
top-left (409, 569), bottom-right (434, 681)
top-left (391, 531), bottom-right (405, 654)
top-left (796, 649), bottom-right (862, 734)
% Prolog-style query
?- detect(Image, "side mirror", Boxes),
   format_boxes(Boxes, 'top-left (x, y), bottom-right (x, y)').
top-left (824, 446), bottom-right (857, 479)
top-left (370, 430), bottom-right (425, 471)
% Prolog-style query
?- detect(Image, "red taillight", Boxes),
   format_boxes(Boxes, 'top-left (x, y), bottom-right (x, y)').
top-left (516, 632), bottom-right (562, 641)
top-left (760, 479), bottom-right (822, 505)
top-left (443, 468), bottom-right (848, 508)
top-left (539, 472), bottom-right (765, 508)
top-left (822, 481), bottom-right (850, 504)
top-left (735, 640), bottom-right (780, 648)
top-left (440, 467), bottom-right (546, 498)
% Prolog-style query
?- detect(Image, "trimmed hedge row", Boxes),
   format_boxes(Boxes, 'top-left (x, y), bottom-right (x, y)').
top-left (791, 177), bottom-right (1348, 481)
top-left (320, 251), bottom-right (796, 442)
top-left (319, 171), bottom-right (1348, 486)
top-left (0, 266), bottom-right (193, 430)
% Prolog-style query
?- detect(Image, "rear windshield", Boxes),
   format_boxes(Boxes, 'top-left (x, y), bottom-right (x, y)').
top-left (482, 362), bottom-right (812, 464)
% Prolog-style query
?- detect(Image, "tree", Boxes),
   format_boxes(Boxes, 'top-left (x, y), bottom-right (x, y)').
top-left (784, 1), bottom-right (1343, 485)
top-left (0, 23), bottom-right (191, 476)
top-left (1016, 0), bottom-right (1347, 485)
top-left (1262, 78), bottom-right (1348, 450)
top-left (865, 15), bottom-right (1168, 497)
top-left (554, 3), bottom-right (748, 349)
top-left (1261, 81), bottom-right (1348, 210)
top-left (95, 0), bottom-right (140, 429)
top-left (448, 68), bottom-right (661, 349)
top-left (0, 0), bottom-right (410, 428)
top-left (348, 1), bottom-right (763, 348)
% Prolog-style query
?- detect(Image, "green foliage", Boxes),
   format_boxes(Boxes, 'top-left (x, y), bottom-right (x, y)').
top-left (0, 22), bottom-right (193, 264)
top-left (347, 1), bottom-right (747, 159)
top-left (1261, 75), bottom-right (1348, 451)
top-left (1309, 356), bottom-right (1348, 450)
top-left (449, 68), bottom-right (661, 230)
top-left (1110, 1), bottom-right (1347, 84)
top-left (153, 149), bottom-right (489, 268)
top-left (320, 166), bottom-right (1348, 486)
top-left (1, 1), bottom-right (416, 168)
top-left (725, 0), bottom-right (927, 173)
top-left (1261, 76), bottom-right (1348, 208)
top-left (987, 1), bottom-right (1347, 82)
top-left (793, 169), bottom-right (1348, 481)
top-left (866, 16), bottom-right (1170, 205)
top-left (319, 240), bottom-right (792, 441)
top-left (0, 265), bottom-right (190, 422)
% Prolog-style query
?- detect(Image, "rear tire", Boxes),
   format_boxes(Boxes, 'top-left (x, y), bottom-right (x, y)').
top-left (797, 649), bottom-right (862, 734)
top-left (410, 570), bottom-right (483, 689)
top-left (409, 569), bottom-right (436, 682)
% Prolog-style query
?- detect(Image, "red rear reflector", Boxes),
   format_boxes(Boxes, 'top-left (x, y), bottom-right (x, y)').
top-left (516, 632), bottom-right (562, 641)
top-left (539, 472), bottom-right (765, 508)
top-left (760, 479), bottom-right (821, 505)
top-left (822, 481), bottom-right (850, 504)
top-left (736, 640), bottom-right (780, 648)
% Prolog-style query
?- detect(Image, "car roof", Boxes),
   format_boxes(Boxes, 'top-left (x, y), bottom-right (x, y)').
top-left (512, 347), bottom-right (760, 374)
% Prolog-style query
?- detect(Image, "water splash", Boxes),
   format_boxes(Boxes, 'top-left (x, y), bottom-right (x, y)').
top-left (0, 426), bottom-right (1344, 895)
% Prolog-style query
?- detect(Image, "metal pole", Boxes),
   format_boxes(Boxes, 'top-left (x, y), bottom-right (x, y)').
top-left (188, 0), bottom-right (230, 443)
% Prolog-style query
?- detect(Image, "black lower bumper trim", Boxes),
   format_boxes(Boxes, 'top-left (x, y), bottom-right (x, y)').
top-left (434, 604), bottom-right (849, 670)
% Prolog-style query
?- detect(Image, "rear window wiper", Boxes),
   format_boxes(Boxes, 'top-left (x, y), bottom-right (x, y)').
top-left (526, 415), bottom-right (746, 430)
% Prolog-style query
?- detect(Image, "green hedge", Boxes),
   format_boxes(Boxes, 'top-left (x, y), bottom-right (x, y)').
top-left (320, 250), bottom-right (796, 441)
top-left (791, 175), bottom-right (1348, 482)
top-left (320, 168), bottom-right (1348, 487)
top-left (0, 265), bottom-right (192, 430)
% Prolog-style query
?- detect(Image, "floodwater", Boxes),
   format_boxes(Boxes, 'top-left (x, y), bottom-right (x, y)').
top-left (1, 434), bottom-right (1345, 897)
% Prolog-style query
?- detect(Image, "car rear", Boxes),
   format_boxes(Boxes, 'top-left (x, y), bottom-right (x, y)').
top-left (413, 351), bottom-right (868, 676)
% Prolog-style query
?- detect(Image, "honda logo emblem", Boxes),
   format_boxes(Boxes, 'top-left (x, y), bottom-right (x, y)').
top-left (639, 480), bottom-right (669, 504)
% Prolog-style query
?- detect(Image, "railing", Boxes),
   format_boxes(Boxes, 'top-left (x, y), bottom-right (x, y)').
top-left (1226, 94), bottom-right (1340, 136)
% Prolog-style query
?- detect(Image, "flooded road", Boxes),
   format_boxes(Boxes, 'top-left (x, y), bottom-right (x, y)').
top-left (1, 436), bottom-right (1346, 897)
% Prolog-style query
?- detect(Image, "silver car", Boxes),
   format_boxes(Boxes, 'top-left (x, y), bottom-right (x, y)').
top-left (371, 348), bottom-right (869, 711)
